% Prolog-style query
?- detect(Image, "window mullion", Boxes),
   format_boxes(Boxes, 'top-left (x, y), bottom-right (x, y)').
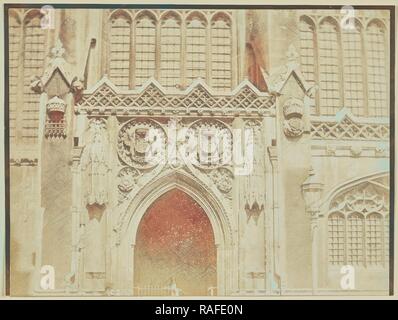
top-left (181, 17), bottom-right (186, 88)
top-left (344, 215), bottom-right (348, 265)
top-left (337, 27), bottom-right (345, 112)
top-left (314, 24), bottom-right (321, 115)
top-left (130, 18), bottom-right (135, 89)
top-left (155, 20), bottom-right (161, 81)
top-left (14, 21), bottom-right (24, 143)
top-left (101, 10), bottom-right (109, 78)
top-left (206, 19), bottom-right (211, 86)
top-left (231, 14), bottom-right (238, 88)
top-left (383, 28), bottom-right (391, 115)
top-left (364, 215), bottom-right (367, 268)
top-left (382, 215), bottom-right (386, 268)
top-left (362, 27), bottom-right (370, 117)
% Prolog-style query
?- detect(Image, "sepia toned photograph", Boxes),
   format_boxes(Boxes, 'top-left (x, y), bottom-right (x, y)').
top-left (3, 3), bottom-right (393, 297)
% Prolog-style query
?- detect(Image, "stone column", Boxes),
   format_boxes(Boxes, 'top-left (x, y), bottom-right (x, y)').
top-left (67, 145), bottom-right (83, 293)
top-left (267, 145), bottom-right (285, 294)
top-left (269, 49), bottom-right (315, 291)
top-left (31, 39), bottom-right (79, 291)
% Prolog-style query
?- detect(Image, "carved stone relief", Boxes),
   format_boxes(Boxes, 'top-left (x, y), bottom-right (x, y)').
top-left (188, 119), bottom-right (233, 170)
top-left (283, 97), bottom-right (304, 138)
top-left (117, 166), bottom-right (142, 204)
top-left (117, 119), bottom-right (166, 170)
top-left (209, 167), bottom-right (234, 198)
top-left (117, 167), bottom-right (141, 193)
top-left (243, 119), bottom-right (265, 212)
top-left (81, 118), bottom-right (110, 206)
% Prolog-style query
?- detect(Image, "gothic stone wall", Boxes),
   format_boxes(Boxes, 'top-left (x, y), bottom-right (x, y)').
top-left (8, 8), bottom-right (390, 295)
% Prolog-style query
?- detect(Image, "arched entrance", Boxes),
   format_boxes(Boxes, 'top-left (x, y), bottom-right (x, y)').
top-left (134, 189), bottom-right (217, 296)
top-left (112, 170), bottom-right (235, 296)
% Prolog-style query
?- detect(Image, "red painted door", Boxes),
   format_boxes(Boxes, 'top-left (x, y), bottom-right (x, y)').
top-left (134, 189), bottom-right (217, 296)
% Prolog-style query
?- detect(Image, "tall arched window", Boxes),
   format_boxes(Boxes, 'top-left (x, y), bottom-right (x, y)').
top-left (106, 10), bottom-right (237, 92)
top-left (342, 21), bottom-right (365, 116)
top-left (9, 13), bottom-right (21, 139)
top-left (301, 14), bottom-right (390, 117)
top-left (109, 13), bottom-right (131, 89)
top-left (211, 14), bottom-right (232, 90)
top-left (346, 213), bottom-right (364, 265)
top-left (135, 14), bottom-right (156, 87)
top-left (328, 213), bottom-right (345, 265)
top-left (160, 14), bottom-right (181, 89)
top-left (186, 15), bottom-right (207, 85)
top-left (318, 18), bottom-right (341, 115)
top-left (366, 20), bottom-right (388, 117)
top-left (299, 16), bottom-right (316, 84)
top-left (23, 13), bottom-right (46, 142)
top-left (327, 181), bottom-right (389, 267)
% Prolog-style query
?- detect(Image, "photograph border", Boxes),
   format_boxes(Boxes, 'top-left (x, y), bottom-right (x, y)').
top-left (3, 2), bottom-right (395, 297)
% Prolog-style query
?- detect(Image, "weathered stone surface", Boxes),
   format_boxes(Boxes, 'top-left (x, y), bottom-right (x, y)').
top-left (8, 7), bottom-right (390, 296)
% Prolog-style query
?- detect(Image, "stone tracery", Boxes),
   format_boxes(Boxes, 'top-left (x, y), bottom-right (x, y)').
top-left (327, 178), bottom-right (389, 267)
top-left (311, 114), bottom-right (389, 141)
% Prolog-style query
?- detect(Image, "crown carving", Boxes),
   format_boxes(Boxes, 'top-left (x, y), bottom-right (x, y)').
top-left (46, 96), bottom-right (66, 122)
top-left (283, 97), bottom-right (303, 119)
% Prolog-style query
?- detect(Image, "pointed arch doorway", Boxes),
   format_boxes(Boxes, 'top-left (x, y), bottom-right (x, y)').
top-left (134, 189), bottom-right (217, 296)
top-left (114, 171), bottom-right (235, 296)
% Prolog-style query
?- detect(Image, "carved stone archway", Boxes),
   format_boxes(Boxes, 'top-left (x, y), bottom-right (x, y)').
top-left (111, 169), bottom-right (235, 295)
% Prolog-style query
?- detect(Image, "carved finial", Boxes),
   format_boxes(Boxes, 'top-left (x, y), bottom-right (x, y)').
top-left (32, 38), bottom-right (77, 96)
top-left (51, 39), bottom-right (65, 59)
top-left (29, 75), bottom-right (43, 94)
top-left (306, 84), bottom-right (318, 99)
top-left (71, 76), bottom-right (85, 102)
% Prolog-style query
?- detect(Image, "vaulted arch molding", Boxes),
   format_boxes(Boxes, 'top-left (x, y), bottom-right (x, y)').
top-left (320, 171), bottom-right (389, 213)
top-left (122, 169), bottom-right (234, 247)
top-left (112, 168), bottom-right (236, 295)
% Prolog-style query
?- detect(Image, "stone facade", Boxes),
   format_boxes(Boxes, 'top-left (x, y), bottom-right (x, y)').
top-left (8, 7), bottom-right (390, 296)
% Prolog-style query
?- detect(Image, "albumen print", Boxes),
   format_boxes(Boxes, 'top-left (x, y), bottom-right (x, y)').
top-left (5, 4), bottom-right (392, 296)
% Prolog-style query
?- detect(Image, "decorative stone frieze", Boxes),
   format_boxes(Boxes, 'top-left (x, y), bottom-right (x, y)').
top-left (76, 78), bottom-right (275, 117)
